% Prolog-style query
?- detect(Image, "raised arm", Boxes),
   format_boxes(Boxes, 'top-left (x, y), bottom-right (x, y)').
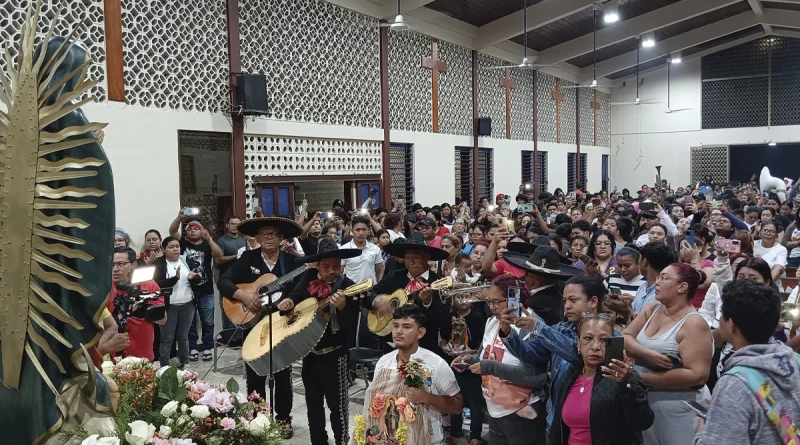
top-left (168, 211), bottom-right (184, 239)
top-left (480, 360), bottom-right (548, 389)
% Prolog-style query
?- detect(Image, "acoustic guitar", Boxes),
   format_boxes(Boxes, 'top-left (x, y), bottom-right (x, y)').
top-left (242, 278), bottom-right (374, 375)
top-left (221, 265), bottom-right (308, 330)
top-left (366, 276), bottom-right (453, 336)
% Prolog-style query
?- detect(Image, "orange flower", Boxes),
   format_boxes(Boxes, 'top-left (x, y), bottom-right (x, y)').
top-left (403, 404), bottom-right (416, 423)
top-left (369, 393), bottom-right (386, 418)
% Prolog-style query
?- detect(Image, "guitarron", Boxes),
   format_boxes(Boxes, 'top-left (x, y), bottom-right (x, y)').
top-left (242, 279), bottom-right (374, 375)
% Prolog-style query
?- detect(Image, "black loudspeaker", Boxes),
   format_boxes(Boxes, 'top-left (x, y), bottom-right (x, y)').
top-left (237, 74), bottom-right (269, 116)
top-left (477, 117), bottom-right (492, 136)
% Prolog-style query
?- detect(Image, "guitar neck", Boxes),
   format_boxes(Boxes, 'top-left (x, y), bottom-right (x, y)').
top-left (263, 265), bottom-right (307, 294)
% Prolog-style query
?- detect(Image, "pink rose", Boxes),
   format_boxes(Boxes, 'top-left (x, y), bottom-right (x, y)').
top-left (395, 397), bottom-right (409, 412)
top-left (238, 416), bottom-right (250, 428)
top-left (195, 382), bottom-right (210, 392)
top-left (220, 417), bottom-right (236, 430)
top-left (151, 439), bottom-right (169, 445)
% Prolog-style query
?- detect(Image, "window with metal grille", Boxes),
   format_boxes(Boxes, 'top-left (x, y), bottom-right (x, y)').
top-left (521, 151), bottom-right (534, 185)
top-left (580, 153), bottom-right (587, 190)
top-left (455, 147), bottom-right (473, 205)
top-left (537, 151), bottom-right (548, 194)
top-left (601, 154), bottom-right (609, 192)
top-left (178, 130), bottom-right (232, 238)
top-left (390, 144), bottom-right (414, 208)
top-left (478, 148), bottom-right (494, 202)
top-left (567, 153), bottom-right (588, 191)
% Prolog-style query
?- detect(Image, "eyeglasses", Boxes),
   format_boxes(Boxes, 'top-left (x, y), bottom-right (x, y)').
top-left (488, 299), bottom-right (507, 308)
top-left (761, 229), bottom-right (776, 234)
top-left (656, 274), bottom-right (678, 283)
top-left (258, 231), bottom-right (282, 239)
top-left (112, 261), bottom-right (132, 269)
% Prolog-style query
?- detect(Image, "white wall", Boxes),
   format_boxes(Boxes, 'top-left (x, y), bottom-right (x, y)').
top-left (610, 57), bottom-right (800, 190)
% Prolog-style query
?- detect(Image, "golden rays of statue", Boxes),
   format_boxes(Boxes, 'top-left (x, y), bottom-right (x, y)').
top-left (0, 1), bottom-right (107, 394)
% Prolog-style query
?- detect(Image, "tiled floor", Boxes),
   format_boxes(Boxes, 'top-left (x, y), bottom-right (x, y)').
top-left (185, 345), bottom-right (489, 444)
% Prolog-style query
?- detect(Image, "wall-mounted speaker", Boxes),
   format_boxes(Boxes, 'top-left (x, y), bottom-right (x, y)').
top-left (237, 74), bottom-right (269, 116)
top-left (476, 117), bottom-right (491, 136)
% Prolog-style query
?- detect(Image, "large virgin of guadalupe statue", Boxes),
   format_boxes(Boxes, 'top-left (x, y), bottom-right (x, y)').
top-left (0, 3), bottom-right (116, 443)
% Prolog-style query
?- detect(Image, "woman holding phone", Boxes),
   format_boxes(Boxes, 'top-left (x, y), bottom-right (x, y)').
top-left (451, 275), bottom-right (548, 445)
top-left (548, 314), bottom-right (654, 445)
top-left (679, 225), bottom-right (715, 308)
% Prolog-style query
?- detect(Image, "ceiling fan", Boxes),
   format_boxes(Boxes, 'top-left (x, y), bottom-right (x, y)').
top-left (563, 3), bottom-right (619, 89)
top-left (485, 0), bottom-right (559, 70)
top-left (610, 36), bottom-right (660, 106)
top-left (664, 57), bottom-right (692, 113)
top-left (381, 0), bottom-right (410, 30)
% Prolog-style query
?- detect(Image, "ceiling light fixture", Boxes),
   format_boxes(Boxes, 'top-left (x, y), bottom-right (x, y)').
top-left (768, 140), bottom-right (777, 147)
top-left (603, 0), bottom-right (620, 23)
top-left (641, 32), bottom-right (655, 48)
top-left (670, 51), bottom-right (682, 63)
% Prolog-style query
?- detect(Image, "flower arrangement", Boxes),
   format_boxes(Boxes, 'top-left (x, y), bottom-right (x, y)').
top-left (397, 358), bottom-right (425, 388)
top-left (67, 357), bottom-right (283, 445)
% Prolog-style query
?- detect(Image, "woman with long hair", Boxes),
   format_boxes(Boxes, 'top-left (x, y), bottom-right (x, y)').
top-left (451, 275), bottom-right (549, 445)
top-left (622, 263), bottom-right (713, 445)
top-left (437, 234), bottom-right (463, 277)
top-left (549, 314), bottom-right (653, 445)
top-left (441, 203), bottom-right (455, 227)
top-left (153, 236), bottom-right (198, 368)
top-left (602, 217), bottom-right (626, 254)
top-left (678, 225), bottom-right (715, 308)
top-left (576, 230), bottom-right (617, 278)
top-left (451, 216), bottom-right (469, 246)
top-left (781, 207), bottom-right (800, 267)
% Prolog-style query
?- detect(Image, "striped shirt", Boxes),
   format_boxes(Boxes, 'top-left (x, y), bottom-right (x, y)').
top-left (605, 274), bottom-right (646, 294)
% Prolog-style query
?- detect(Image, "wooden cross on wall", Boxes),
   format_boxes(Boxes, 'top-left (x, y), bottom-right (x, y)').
top-left (552, 78), bottom-right (565, 143)
top-left (421, 38), bottom-right (448, 133)
top-left (103, 0), bottom-right (125, 101)
top-left (499, 68), bottom-right (517, 139)
top-left (591, 90), bottom-right (601, 146)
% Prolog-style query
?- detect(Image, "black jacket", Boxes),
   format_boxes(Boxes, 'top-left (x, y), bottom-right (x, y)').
top-left (549, 364), bottom-right (654, 445)
top-left (217, 249), bottom-right (303, 311)
top-left (367, 269), bottom-right (445, 352)
top-left (526, 285), bottom-right (565, 326)
top-left (286, 269), bottom-right (357, 351)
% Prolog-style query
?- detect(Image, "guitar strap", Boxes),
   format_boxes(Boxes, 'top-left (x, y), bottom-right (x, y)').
top-left (329, 275), bottom-right (345, 333)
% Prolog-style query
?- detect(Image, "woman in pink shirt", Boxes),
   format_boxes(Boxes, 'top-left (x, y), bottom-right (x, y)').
top-left (549, 314), bottom-right (653, 445)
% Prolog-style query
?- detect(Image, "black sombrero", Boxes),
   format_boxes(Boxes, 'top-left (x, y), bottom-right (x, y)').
top-left (300, 238), bottom-right (361, 264)
top-left (237, 217), bottom-right (302, 239)
top-left (502, 246), bottom-right (583, 279)
top-left (383, 231), bottom-right (448, 261)
top-left (507, 240), bottom-right (573, 266)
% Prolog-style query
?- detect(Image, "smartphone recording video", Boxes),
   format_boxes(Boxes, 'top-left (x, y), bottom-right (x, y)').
top-left (604, 337), bottom-right (624, 367)
top-left (507, 287), bottom-right (522, 316)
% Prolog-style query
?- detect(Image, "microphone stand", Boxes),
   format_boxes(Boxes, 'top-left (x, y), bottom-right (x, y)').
top-left (264, 292), bottom-right (276, 421)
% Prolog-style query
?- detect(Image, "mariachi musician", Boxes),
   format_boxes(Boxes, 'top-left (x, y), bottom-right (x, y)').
top-left (277, 238), bottom-right (362, 445)
top-left (369, 232), bottom-right (450, 352)
top-left (217, 216), bottom-right (303, 439)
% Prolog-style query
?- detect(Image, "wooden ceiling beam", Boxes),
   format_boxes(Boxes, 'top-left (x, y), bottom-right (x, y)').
top-left (536, 0), bottom-right (741, 66)
top-left (475, 0), bottom-right (596, 49)
top-left (585, 11), bottom-right (758, 80)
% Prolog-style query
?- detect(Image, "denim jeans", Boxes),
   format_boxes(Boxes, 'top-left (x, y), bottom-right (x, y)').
top-left (160, 302), bottom-right (195, 366)
top-left (188, 294), bottom-right (215, 351)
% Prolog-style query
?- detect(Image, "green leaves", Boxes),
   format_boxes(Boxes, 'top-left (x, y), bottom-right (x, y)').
top-left (226, 378), bottom-right (239, 395)
top-left (158, 367), bottom-right (187, 401)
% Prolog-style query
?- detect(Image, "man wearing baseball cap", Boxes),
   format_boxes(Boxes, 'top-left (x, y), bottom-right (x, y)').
top-left (417, 217), bottom-right (442, 248)
top-left (169, 213), bottom-right (224, 362)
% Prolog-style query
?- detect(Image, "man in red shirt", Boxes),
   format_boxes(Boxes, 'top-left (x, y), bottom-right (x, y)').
top-left (108, 247), bottom-right (167, 361)
top-left (418, 217), bottom-right (442, 248)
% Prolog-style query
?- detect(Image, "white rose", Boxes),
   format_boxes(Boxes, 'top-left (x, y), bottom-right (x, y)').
top-left (248, 413), bottom-right (271, 435)
top-left (80, 435), bottom-right (100, 445)
top-left (97, 438), bottom-right (119, 445)
top-left (176, 415), bottom-right (190, 426)
top-left (181, 403), bottom-right (188, 414)
top-left (160, 400), bottom-right (179, 417)
top-left (125, 420), bottom-right (155, 445)
top-left (101, 361), bottom-right (114, 376)
top-left (189, 404), bottom-right (211, 419)
top-left (159, 425), bottom-right (172, 438)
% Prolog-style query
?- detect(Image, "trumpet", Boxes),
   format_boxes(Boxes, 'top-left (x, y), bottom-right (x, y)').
top-left (441, 284), bottom-right (490, 305)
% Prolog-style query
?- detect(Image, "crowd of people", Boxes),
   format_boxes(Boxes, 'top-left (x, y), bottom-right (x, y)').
top-left (99, 179), bottom-right (800, 445)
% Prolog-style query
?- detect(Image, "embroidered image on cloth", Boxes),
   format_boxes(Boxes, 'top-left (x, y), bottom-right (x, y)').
top-left (352, 367), bottom-right (433, 445)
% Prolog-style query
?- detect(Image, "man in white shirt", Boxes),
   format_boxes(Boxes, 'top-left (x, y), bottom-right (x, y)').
top-left (356, 304), bottom-right (462, 445)
top-left (341, 216), bottom-right (385, 283)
